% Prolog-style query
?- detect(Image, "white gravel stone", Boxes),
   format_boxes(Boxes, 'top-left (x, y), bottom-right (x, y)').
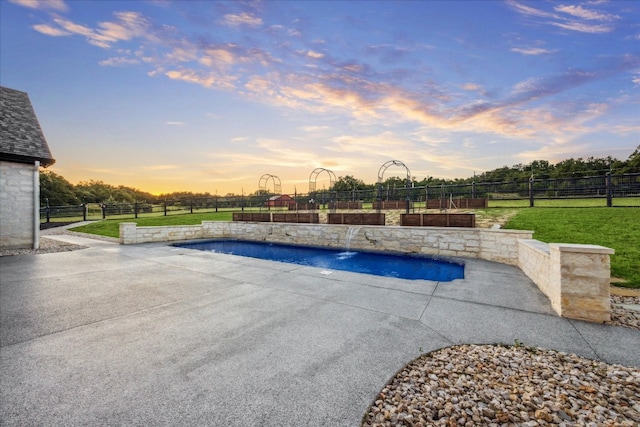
top-left (362, 344), bottom-right (640, 427)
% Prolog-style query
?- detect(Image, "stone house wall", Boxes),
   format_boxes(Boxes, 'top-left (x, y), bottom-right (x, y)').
top-left (0, 160), bottom-right (39, 249)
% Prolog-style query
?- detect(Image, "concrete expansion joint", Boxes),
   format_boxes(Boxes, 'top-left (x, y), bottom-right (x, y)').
top-left (566, 319), bottom-right (606, 363)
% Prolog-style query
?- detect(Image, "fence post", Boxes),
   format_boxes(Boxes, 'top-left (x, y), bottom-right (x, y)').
top-left (529, 177), bottom-right (535, 207)
top-left (102, 204), bottom-right (106, 219)
top-left (164, 199), bottom-right (167, 216)
top-left (606, 173), bottom-right (612, 207)
top-left (134, 201), bottom-right (138, 219)
top-left (190, 199), bottom-right (193, 214)
top-left (472, 181), bottom-right (477, 199)
top-left (405, 178), bottom-right (410, 214)
top-left (45, 198), bottom-right (50, 223)
top-left (425, 186), bottom-right (429, 210)
top-left (83, 203), bottom-right (87, 221)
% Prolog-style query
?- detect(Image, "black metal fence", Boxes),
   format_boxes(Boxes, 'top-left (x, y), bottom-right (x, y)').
top-left (40, 173), bottom-right (640, 223)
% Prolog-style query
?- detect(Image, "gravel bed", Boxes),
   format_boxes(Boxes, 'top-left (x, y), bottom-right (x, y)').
top-left (0, 227), bottom-right (117, 257)
top-left (362, 344), bottom-right (640, 427)
top-left (609, 295), bottom-right (640, 331)
top-left (0, 236), bottom-right (88, 256)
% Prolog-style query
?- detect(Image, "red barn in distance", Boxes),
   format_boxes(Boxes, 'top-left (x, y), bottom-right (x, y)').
top-left (265, 194), bottom-right (295, 208)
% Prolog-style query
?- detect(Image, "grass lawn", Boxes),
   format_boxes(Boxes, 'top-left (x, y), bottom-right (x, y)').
top-left (70, 211), bottom-right (233, 238)
top-left (488, 197), bottom-right (640, 208)
top-left (503, 208), bottom-right (639, 288)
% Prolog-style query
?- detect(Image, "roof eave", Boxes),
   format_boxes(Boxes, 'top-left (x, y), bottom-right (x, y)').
top-left (0, 152), bottom-right (55, 167)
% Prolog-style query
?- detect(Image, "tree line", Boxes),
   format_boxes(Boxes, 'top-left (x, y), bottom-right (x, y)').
top-left (40, 146), bottom-right (639, 206)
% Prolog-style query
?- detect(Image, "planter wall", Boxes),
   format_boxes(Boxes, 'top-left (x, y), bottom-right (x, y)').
top-left (272, 213), bottom-right (319, 223)
top-left (401, 213), bottom-right (476, 228)
top-left (289, 203), bottom-right (318, 211)
top-left (372, 201), bottom-right (414, 210)
top-left (329, 201), bottom-right (363, 209)
top-left (232, 212), bottom-right (271, 222)
top-left (425, 198), bottom-right (487, 209)
top-left (327, 213), bottom-right (385, 225)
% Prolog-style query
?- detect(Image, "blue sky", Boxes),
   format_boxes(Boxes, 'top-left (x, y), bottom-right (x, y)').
top-left (1, 0), bottom-right (638, 195)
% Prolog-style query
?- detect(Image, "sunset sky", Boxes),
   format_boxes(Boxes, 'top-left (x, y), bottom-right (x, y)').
top-left (1, 0), bottom-right (638, 195)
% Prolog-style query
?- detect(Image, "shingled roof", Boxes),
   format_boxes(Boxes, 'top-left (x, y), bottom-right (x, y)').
top-left (0, 86), bottom-right (55, 166)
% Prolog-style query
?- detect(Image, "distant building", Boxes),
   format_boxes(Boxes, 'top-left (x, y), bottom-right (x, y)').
top-left (265, 194), bottom-right (294, 208)
top-left (0, 86), bottom-right (55, 250)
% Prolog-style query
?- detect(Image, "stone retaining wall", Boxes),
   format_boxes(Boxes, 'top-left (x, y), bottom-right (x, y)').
top-left (119, 223), bottom-right (205, 245)
top-left (119, 221), bottom-right (614, 322)
top-left (120, 221), bottom-right (530, 264)
top-left (518, 240), bottom-right (614, 323)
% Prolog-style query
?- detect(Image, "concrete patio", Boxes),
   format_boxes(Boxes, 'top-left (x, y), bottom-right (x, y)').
top-left (1, 233), bottom-right (638, 426)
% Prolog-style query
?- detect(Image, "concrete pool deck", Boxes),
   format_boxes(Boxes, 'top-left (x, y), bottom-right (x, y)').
top-left (1, 234), bottom-right (639, 426)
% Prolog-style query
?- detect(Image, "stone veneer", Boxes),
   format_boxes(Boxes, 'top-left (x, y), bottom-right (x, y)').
top-left (120, 221), bottom-right (614, 323)
top-left (519, 240), bottom-right (614, 323)
top-left (0, 160), bottom-right (39, 249)
top-left (120, 221), bottom-right (532, 265)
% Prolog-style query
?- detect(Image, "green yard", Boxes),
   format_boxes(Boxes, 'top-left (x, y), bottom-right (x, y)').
top-left (503, 208), bottom-right (639, 288)
top-left (488, 197), bottom-right (640, 208)
top-left (71, 211), bottom-right (234, 238)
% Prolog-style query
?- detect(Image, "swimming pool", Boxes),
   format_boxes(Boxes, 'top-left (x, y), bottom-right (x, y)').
top-left (174, 240), bottom-right (464, 282)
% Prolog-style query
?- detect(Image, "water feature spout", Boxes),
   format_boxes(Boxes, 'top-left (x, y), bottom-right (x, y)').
top-left (345, 226), bottom-right (361, 252)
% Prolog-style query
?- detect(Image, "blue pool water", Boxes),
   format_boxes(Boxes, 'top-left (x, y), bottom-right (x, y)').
top-left (174, 240), bottom-right (464, 281)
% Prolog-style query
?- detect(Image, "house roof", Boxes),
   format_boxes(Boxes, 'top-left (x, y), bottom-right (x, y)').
top-left (268, 195), bottom-right (293, 201)
top-left (0, 86), bottom-right (55, 166)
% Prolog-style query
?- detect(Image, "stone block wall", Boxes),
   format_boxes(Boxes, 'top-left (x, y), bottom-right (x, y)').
top-left (119, 221), bottom-right (615, 322)
top-left (120, 221), bottom-right (532, 265)
top-left (518, 240), bottom-right (557, 311)
top-left (519, 240), bottom-right (613, 323)
top-left (119, 223), bottom-right (204, 245)
top-left (0, 160), bottom-right (38, 249)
